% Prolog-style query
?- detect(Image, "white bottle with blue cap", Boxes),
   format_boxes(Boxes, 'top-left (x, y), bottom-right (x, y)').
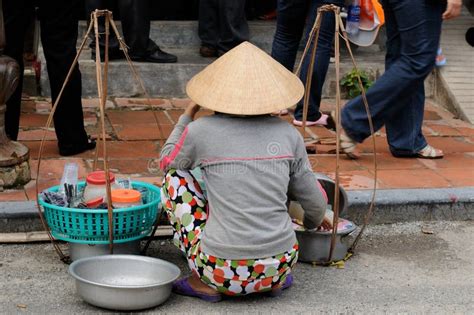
top-left (346, 0), bottom-right (360, 35)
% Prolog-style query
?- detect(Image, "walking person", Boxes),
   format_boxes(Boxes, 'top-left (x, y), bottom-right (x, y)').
top-left (271, 0), bottom-right (344, 129)
top-left (198, 0), bottom-right (250, 57)
top-left (3, 0), bottom-right (96, 156)
top-left (339, 0), bottom-right (462, 159)
top-left (86, 0), bottom-right (177, 63)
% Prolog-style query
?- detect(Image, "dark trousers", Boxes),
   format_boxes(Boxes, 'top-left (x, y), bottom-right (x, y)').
top-left (341, 0), bottom-right (444, 156)
top-left (198, 0), bottom-right (249, 53)
top-left (86, 0), bottom-right (158, 58)
top-left (271, 0), bottom-right (344, 121)
top-left (3, 0), bottom-right (88, 147)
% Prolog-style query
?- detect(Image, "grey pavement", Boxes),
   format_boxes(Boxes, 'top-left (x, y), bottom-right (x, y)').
top-left (1, 221), bottom-right (473, 314)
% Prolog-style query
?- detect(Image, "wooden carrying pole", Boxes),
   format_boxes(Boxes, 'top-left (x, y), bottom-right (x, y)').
top-left (35, 10), bottom-right (162, 262)
top-left (296, 5), bottom-right (378, 263)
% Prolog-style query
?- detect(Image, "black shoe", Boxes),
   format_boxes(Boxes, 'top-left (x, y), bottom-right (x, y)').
top-left (199, 45), bottom-right (218, 58)
top-left (59, 137), bottom-right (96, 156)
top-left (91, 49), bottom-right (125, 61)
top-left (130, 47), bottom-right (177, 63)
top-left (324, 113), bottom-right (336, 131)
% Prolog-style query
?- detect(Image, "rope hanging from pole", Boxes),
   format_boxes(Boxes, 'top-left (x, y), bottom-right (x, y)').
top-left (296, 4), bottom-right (378, 263)
top-left (35, 7), bottom-right (376, 263)
top-left (35, 10), bottom-right (163, 263)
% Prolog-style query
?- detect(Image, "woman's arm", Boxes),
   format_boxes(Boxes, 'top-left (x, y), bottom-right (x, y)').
top-left (159, 103), bottom-right (201, 171)
top-left (287, 135), bottom-right (328, 230)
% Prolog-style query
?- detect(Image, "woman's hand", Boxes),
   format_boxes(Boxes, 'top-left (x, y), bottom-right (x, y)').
top-left (319, 216), bottom-right (334, 230)
top-left (443, 0), bottom-right (462, 20)
top-left (184, 102), bottom-right (201, 120)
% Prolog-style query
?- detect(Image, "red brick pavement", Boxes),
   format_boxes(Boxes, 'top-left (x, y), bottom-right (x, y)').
top-left (2, 96), bottom-right (473, 202)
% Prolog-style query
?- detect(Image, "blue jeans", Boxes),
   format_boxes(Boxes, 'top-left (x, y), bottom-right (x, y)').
top-left (271, 0), bottom-right (344, 121)
top-left (341, 0), bottom-right (445, 156)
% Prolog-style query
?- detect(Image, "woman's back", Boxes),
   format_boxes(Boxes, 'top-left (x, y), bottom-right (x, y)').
top-left (161, 113), bottom-right (326, 259)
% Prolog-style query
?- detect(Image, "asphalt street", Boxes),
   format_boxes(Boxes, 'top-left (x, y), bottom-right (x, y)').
top-left (1, 221), bottom-right (473, 314)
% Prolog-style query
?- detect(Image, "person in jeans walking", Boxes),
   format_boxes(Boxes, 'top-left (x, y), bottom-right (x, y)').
top-left (339, 0), bottom-right (462, 159)
top-left (271, 0), bottom-right (344, 129)
top-left (198, 0), bottom-right (249, 57)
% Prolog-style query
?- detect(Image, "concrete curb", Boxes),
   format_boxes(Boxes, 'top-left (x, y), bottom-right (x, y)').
top-left (347, 187), bottom-right (474, 224)
top-left (434, 69), bottom-right (471, 124)
top-left (1, 187), bottom-right (473, 233)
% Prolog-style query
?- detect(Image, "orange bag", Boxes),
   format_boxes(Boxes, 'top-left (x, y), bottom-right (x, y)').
top-left (347, 0), bottom-right (385, 46)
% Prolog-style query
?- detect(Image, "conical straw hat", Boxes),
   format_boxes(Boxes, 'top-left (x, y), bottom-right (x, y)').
top-left (186, 42), bottom-right (304, 115)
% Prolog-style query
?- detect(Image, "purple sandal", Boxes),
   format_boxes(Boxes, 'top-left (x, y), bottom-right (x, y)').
top-left (172, 278), bottom-right (222, 303)
top-left (269, 274), bottom-right (294, 297)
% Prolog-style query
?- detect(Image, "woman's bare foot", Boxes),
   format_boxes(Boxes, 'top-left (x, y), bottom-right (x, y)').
top-left (187, 273), bottom-right (220, 296)
top-left (172, 273), bottom-right (222, 302)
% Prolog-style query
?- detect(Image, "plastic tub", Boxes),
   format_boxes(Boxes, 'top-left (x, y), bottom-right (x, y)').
top-left (83, 171), bottom-right (121, 203)
top-left (111, 189), bottom-right (142, 208)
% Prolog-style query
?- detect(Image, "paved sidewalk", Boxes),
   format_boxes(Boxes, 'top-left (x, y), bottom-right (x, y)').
top-left (439, 6), bottom-right (474, 123)
top-left (1, 96), bottom-right (473, 202)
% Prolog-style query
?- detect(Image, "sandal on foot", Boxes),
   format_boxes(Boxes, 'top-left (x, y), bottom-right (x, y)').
top-left (416, 144), bottom-right (444, 159)
top-left (340, 133), bottom-right (360, 159)
top-left (330, 111), bottom-right (359, 159)
top-left (172, 278), bottom-right (222, 302)
top-left (272, 109), bottom-right (289, 116)
top-left (269, 274), bottom-right (294, 297)
top-left (293, 113), bottom-right (329, 127)
top-left (325, 135), bottom-right (360, 159)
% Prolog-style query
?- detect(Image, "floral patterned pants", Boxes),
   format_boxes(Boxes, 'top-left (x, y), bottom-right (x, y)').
top-left (161, 169), bottom-right (299, 296)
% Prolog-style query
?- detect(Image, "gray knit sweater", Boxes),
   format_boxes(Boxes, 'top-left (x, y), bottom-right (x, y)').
top-left (160, 113), bottom-right (326, 259)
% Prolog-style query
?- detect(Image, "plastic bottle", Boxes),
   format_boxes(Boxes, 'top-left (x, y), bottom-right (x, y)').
top-left (58, 162), bottom-right (79, 206)
top-left (346, 0), bottom-right (361, 35)
top-left (111, 189), bottom-right (142, 208)
top-left (83, 171), bottom-right (121, 203)
top-left (58, 163), bottom-right (78, 193)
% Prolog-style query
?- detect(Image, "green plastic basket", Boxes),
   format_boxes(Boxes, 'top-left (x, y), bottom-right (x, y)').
top-left (38, 181), bottom-right (161, 244)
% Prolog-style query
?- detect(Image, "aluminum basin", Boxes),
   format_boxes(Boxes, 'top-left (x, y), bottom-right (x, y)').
top-left (296, 221), bottom-right (357, 263)
top-left (69, 255), bottom-right (180, 311)
top-left (314, 173), bottom-right (348, 215)
top-left (69, 241), bottom-right (141, 261)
